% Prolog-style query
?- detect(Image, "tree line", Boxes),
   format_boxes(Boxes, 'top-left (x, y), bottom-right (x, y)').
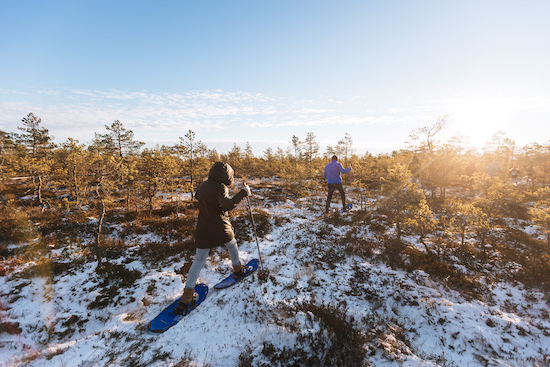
top-left (2, 113), bottom-right (550, 210)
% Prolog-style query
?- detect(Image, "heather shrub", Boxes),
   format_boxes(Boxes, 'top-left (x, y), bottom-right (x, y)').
top-left (0, 204), bottom-right (35, 249)
top-left (238, 302), bottom-right (368, 367)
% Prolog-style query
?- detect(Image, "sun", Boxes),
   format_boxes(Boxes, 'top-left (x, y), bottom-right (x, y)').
top-left (445, 92), bottom-right (522, 150)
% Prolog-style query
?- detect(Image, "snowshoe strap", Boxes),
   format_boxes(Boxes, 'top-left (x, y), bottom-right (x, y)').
top-left (172, 293), bottom-right (198, 315)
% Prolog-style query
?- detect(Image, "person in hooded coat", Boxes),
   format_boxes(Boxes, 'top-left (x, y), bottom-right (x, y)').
top-left (174, 161), bottom-right (251, 314)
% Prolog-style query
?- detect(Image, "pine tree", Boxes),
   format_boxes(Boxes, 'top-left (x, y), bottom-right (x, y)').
top-left (137, 147), bottom-right (178, 212)
top-left (58, 138), bottom-right (88, 205)
top-left (379, 163), bottom-right (436, 243)
top-left (95, 120), bottom-right (144, 158)
top-left (336, 133), bottom-right (354, 167)
top-left (94, 120), bottom-right (144, 209)
top-left (244, 142), bottom-right (256, 177)
top-left (176, 130), bottom-right (207, 198)
top-left (291, 135), bottom-right (302, 180)
top-left (442, 198), bottom-right (486, 246)
top-left (0, 130), bottom-right (17, 181)
top-left (303, 132), bottom-right (319, 178)
top-left (87, 137), bottom-right (120, 266)
top-left (407, 116), bottom-right (449, 198)
top-left (530, 187), bottom-right (550, 247)
top-left (88, 121), bottom-right (143, 266)
top-left (263, 147), bottom-right (274, 177)
top-left (521, 142), bottom-right (550, 187)
top-left (225, 143), bottom-right (243, 173)
top-left (16, 113), bottom-right (55, 210)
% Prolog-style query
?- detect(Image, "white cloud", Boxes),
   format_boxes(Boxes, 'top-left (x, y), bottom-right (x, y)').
top-left (1, 87), bottom-right (548, 153)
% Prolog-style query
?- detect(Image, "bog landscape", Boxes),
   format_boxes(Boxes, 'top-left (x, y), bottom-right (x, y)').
top-left (1, 115), bottom-right (550, 366)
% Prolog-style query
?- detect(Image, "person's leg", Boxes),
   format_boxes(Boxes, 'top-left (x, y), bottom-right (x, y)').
top-left (184, 248), bottom-right (210, 289)
top-left (336, 183), bottom-right (347, 210)
top-left (224, 239), bottom-right (241, 267)
top-left (175, 247), bottom-right (210, 313)
top-left (325, 184), bottom-right (335, 213)
top-left (225, 238), bottom-right (249, 277)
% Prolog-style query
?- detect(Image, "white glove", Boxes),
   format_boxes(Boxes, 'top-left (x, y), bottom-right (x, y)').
top-left (243, 183), bottom-right (252, 197)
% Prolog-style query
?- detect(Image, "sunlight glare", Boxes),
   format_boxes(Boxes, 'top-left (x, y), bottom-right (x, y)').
top-left (445, 91), bottom-right (532, 149)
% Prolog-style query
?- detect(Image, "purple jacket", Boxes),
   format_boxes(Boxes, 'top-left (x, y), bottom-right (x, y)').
top-left (323, 160), bottom-right (351, 184)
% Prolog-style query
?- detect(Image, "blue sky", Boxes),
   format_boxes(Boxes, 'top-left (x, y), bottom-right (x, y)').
top-left (1, 0), bottom-right (549, 155)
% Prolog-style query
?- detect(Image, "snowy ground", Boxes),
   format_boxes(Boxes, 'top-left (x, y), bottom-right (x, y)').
top-left (1, 184), bottom-right (550, 366)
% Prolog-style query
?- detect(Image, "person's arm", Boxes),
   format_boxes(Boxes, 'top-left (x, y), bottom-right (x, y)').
top-left (339, 163), bottom-right (351, 174)
top-left (218, 184), bottom-right (247, 212)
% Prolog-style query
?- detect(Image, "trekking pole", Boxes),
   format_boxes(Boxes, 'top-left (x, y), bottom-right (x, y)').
top-left (246, 195), bottom-right (264, 273)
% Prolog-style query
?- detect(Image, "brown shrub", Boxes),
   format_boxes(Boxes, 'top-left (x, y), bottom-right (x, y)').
top-left (402, 246), bottom-right (481, 298)
top-left (0, 205), bottom-right (35, 248)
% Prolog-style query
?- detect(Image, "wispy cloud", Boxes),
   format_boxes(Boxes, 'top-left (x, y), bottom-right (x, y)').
top-left (1, 87), bottom-right (547, 153)
top-left (1, 88), bottom-right (368, 136)
top-left (0, 87), bottom-right (459, 156)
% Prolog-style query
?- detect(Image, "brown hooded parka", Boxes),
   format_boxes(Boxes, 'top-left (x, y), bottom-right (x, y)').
top-left (193, 162), bottom-right (248, 249)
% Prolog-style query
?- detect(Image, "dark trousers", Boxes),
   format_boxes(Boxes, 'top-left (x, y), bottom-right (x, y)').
top-left (325, 183), bottom-right (346, 212)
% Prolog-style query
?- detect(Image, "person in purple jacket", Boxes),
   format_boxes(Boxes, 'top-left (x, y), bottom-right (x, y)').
top-left (323, 155), bottom-right (352, 213)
